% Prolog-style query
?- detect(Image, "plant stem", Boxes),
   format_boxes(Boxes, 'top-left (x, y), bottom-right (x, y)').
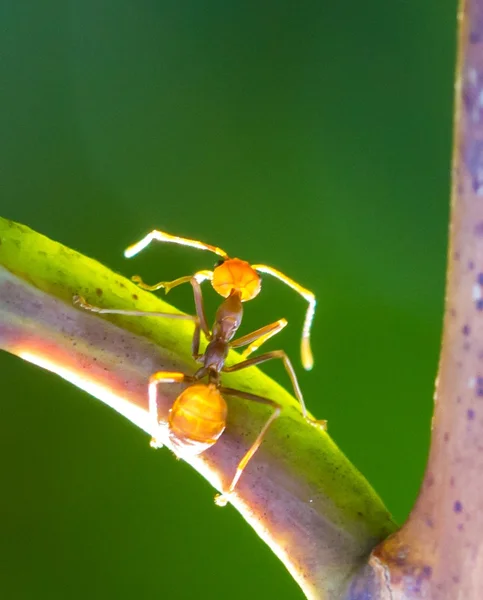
top-left (0, 217), bottom-right (395, 599)
top-left (346, 2), bottom-right (483, 598)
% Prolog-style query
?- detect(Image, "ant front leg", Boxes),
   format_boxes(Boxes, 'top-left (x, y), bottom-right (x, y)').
top-left (131, 273), bottom-right (212, 348)
top-left (148, 371), bottom-right (195, 448)
top-left (189, 277), bottom-right (211, 345)
top-left (131, 270), bottom-right (212, 295)
top-left (215, 388), bottom-right (281, 506)
top-left (187, 277), bottom-right (212, 361)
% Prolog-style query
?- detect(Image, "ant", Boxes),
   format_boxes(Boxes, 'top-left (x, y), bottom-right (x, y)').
top-left (74, 229), bottom-right (321, 503)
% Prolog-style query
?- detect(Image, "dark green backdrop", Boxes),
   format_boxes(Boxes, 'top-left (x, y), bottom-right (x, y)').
top-left (0, 2), bottom-right (455, 599)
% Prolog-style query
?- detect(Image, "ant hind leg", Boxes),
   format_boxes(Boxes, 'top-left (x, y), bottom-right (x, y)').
top-left (148, 371), bottom-right (195, 448)
top-left (214, 388), bottom-right (281, 506)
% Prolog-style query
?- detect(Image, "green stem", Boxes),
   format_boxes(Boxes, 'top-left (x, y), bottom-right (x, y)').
top-left (0, 216), bottom-right (395, 599)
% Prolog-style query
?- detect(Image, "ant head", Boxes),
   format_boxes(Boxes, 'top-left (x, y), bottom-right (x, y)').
top-left (212, 257), bottom-right (261, 302)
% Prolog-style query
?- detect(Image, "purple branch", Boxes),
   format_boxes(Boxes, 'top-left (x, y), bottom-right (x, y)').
top-left (346, 2), bottom-right (483, 598)
top-left (0, 225), bottom-right (395, 600)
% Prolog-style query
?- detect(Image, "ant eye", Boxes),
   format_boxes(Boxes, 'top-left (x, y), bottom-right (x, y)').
top-left (214, 259), bottom-right (225, 268)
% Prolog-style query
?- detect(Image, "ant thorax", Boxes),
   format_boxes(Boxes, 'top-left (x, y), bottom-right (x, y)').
top-left (212, 291), bottom-right (244, 342)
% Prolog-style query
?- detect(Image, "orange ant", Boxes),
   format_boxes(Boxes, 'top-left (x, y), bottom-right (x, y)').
top-left (74, 229), bottom-right (320, 503)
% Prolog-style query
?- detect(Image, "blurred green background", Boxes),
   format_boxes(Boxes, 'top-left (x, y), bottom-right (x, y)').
top-left (0, 1), bottom-right (456, 598)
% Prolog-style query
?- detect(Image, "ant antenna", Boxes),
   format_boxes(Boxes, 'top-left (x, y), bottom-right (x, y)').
top-left (252, 264), bottom-right (316, 371)
top-left (124, 230), bottom-right (229, 260)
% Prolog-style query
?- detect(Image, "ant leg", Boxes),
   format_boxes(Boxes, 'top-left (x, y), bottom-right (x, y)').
top-left (230, 318), bottom-right (287, 358)
top-left (189, 278), bottom-right (215, 360)
top-left (131, 272), bottom-right (212, 342)
top-left (191, 320), bottom-right (202, 361)
top-left (73, 295), bottom-right (196, 321)
top-left (131, 274), bottom-right (192, 292)
top-left (148, 371), bottom-right (195, 447)
top-left (190, 277), bottom-right (211, 340)
top-left (222, 350), bottom-right (307, 419)
top-left (132, 270), bottom-right (213, 294)
top-left (252, 264), bottom-right (316, 371)
top-left (215, 387), bottom-right (281, 506)
top-left (124, 229), bottom-right (228, 259)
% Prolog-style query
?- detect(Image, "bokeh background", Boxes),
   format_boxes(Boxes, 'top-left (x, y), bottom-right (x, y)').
top-left (0, 1), bottom-right (456, 598)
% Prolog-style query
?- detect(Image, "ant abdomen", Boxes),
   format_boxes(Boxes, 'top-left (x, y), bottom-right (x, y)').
top-left (168, 383), bottom-right (227, 453)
